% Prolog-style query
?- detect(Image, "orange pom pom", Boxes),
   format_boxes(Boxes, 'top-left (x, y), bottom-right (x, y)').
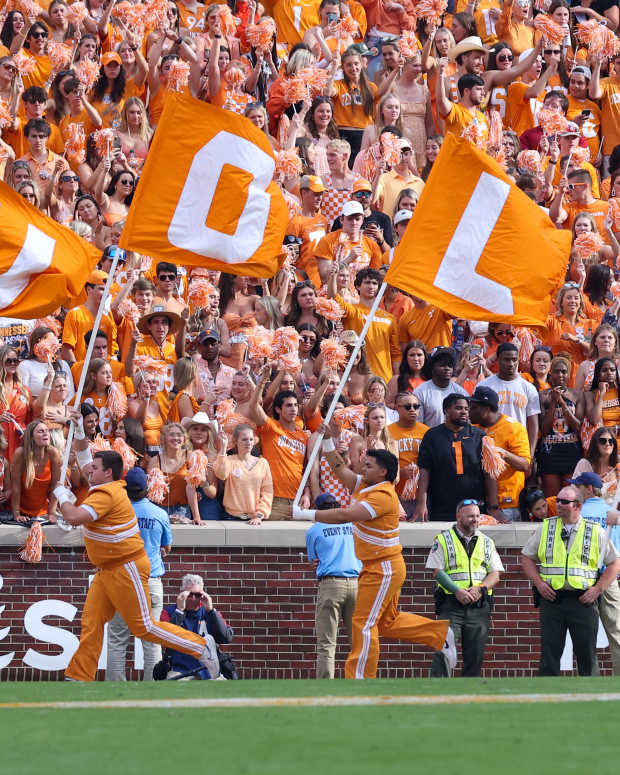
top-left (570, 146), bottom-right (590, 166)
top-left (320, 338), bottom-right (347, 371)
top-left (247, 326), bottom-right (274, 360)
top-left (147, 467), bottom-right (169, 504)
top-left (90, 434), bottom-right (112, 452)
top-left (272, 326), bottom-right (301, 371)
top-left (188, 277), bottom-right (215, 309)
top-left (577, 19), bottom-right (620, 58)
top-left (223, 60), bottom-right (249, 90)
top-left (133, 356), bottom-right (167, 376)
top-left (116, 297), bottom-right (141, 326)
top-left (33, 332), bottom-right (61, 361)
top-left (107, 382), bottom-right (128, 421)
top-left (64, 122), bottom-right (86, 164)
top-left (517, 150), bottom-right (542, 174)
top-left (187, 449), bottom-right (209, 486)
top-left (461, 119), bottom-right (486, 149)
top-left (534, 0), bottom-right (552, 10)
top-left (112, 437), bottom-right (137, 473)
top-left (380, 131), bottom-right (402, 167)
top-left (215, 398), bottom-right (237, 426)
top-left (47, 40), bottom-right (73, 73)
top-left (34, 315), bottom-right (62, 337)
top-left (573, 231), bottom-right (604, 259)
top-left (333, 404), bottom-right (366, 432)
top-left (336, 15), bottom-right (358, 38)
top-left (11, 0), bottom-right (43, 20)
top-left (167, 59), bottom-right (191, 92)
top-left (297, 66), bottom-right (329, 98)
top-left (538, 109), bottom-right (569, 135)
top-left (608, 197), bottom-right (620, 231)
top-left (282, 75), bottom-right (308, 105)
top-left (217, 3), bottom-right (238, 36)
top-left (611, 281), bottom-right (620, 300)
top-left (67, 1), bottom-right (88, 24)
top-left (92, 128), bottom-right (115, 158)
top-left (247, 18), bottom-right (276, 50)
top-left (18, 521), bottom-right (43, 563)
top-left (488, 109), bottom-right (503, 152)
top-left (533, 14), bottom-right (565, 46)
top-left (0, 98), bottom-right (13, 131)
top-left (314, 297), bottom-right (345, 322)
top-left (275, 148), bottom-right (302, 179)
top-left (515, 327), bottom-right (540, 362)
top-left (416, 0), bottom-right (447, 25)
top-left (13, 50), bottom-right (36, 77)
top-left (75, 58), bottom-right (100, 91)
top-left (482, 435), bottom-right (507, 477)
top-left (401, 462), bottom-right (419, 500)
top-left (143, 0), bottom-right (168, 28)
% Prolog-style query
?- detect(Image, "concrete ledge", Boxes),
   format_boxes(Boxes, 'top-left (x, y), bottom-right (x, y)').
top-left (0, 521), bottom-right (538, 549)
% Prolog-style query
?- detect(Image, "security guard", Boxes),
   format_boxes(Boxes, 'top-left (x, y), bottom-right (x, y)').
top-left (426, 498), bottom-right (504, 677)
top-left (520, 485), bottom-right (620, 676)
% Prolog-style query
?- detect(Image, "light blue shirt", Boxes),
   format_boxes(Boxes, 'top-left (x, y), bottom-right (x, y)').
top-left (581, 497), bottom-right (620, 573)
top-left (132, 497), bottom-right (172, 577)
top-left (306, 522), bottom-right (362, 580)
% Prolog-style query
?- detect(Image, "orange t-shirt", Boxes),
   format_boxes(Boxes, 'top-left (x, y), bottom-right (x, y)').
top-left (62, 306), bottom-right (118, 362)
top-left (442, 102), bottom-right (489, 146)
top-left (566, 96), bottom-right (601, 159)
top-left (599, 76), bottom-right (620, 155)
top-left (543, 314), bottom-right (597, 386)
top-left (258, 416), bottom-right (308, 499)
top-left (387, 421), bottom-right (429, 497)
top-left (505, 80), bottom-right (542, 138)
top-left (481, 413), bottom-right (530, 508)
top-left (314, 229), bottom-right (383, 271)
top-left (331, 79), bottom-right (378, 129)
top-left (351, 478), bottom-right (402, 562)
top-left (398, 304), bottom-right (452, 349)
top-left (563, 199), bottom-right (610, 241)
top-left (287, 213), bottom-right (328, 288)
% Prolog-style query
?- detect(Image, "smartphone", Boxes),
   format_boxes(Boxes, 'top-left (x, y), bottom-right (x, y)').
top-left (470, 344), bottom-right (482, 358)
top-left (327, 12), bottom-right (338, 22)
top-left (581, 109), bottom-right (592, 118)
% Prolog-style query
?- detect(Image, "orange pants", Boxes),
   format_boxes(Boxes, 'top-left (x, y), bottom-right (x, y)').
top-left (66, 554), bottom-right (206, 682)
top-left (345, 555), bottom-right (449, 679)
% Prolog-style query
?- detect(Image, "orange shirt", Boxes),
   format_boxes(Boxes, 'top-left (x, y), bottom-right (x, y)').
top-left (601, 386), bottom-right (620, 433)
top-left (398, 304), bottom-right (452, 349)
top-left (71, 358), bottom-right (131, 394)
top-left (4, 117), bottom-right (64, 158)
top-left (167, 389), bottom-right (199, 424)
top-left (62, 305), bottom-right (118, 362)
top-left (598, 76), bottom-right (620, 155)
top-left (543, 314), bottom-right (597, 386)
top-left (22, 51), bottom-right (52, 90)
top-left (495, 2), bottom-right (534, 56)
top-left (506, 80), bottom-right (542, 138)
top-left (177, 0), bottom-right (206, 33)
top-left (480, 413), bottom-right (530, 508)
top-left (331, 79), bottom-right (378, 129)
top-left (287, 213), bottom-right (328, 288)
top-left (351, 478), bottom-right (402, 562)
top-left (442, 102), bottom-right (489, 147)
top-left (20, 459), bottom-right (51, 517)
top-left (272, 0), bottom-right (319, 47)
top-left (258, 416), bottom-right (308, 499)
top-left (135, 336), bottom-right (176, 392)
top-left (550, 161), bottom-right (600, 200)
top-left (387, 421), bottom-right (429, 497)
top-left (566, 96), bottom-right (601, 159)
top-left (315, 229), bottom-right (383, 272)
top-left (80, 480), bottom-right (145, 569)
top-left (563, 199), bottom-right (610, 241)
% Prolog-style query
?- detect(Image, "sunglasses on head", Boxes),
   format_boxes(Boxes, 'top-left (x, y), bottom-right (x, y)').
top-left (460, 499), bottom-right (479, 506)
top-left (563, 281), bottom-right (580, 289)
top-left (158, 273), bottom-right (176, 280)
top-left (368, 402), bottom-right (385, 408)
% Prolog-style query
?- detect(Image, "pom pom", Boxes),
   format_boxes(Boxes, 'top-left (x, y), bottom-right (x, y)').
top-left (33, 332), bottom-right (61, 361)
top-left (116, 297), bottom-right (141, 326)
top-left (282, 75), bottom-right (307, 105)
top-left (147, 467), bottom-right (169, 504)
top-left (517, 149), bottom-right (542, 174)
top-left (401, 462), bottom-right (419, 500)
top-left (246, 18), bottom-right (276, 50)
top-left (90, 434), bottom-right (112, 451)
top-left (66, 1), bottom-right (88, 24)
top-left (167, 59), bottom-right (191, 91)
top-left (34, 315), bottom-right (62, 337)
top-left (314, 297), bottom-right (345, 322)
top-left (12, 50), bottom-right (36, 77)
top-left (573, 231), bottom-right (604, 259)
top-left (18, 521), bottom-right (43, 563)
top-left (92, 128), bottom-right (115, 159)
top-left (107, 382), bottom-right (128, 421)
top-left (380, 131), bottom-right (402, 167)
top-left (333, 404), bottom-right (365, 432)
top-left (534, 0), bottom-right (551, 10)
top-left (533, 14), bottom-right (565, 46)
top-left (11, 0), bottom-right (43, 20)
top-left (187, 449), bottom-right (208, 486)
top-left (538, 109), bottom-right (569, 135)
top-left (320, 338), bottom-right (348, 371)
top-left (63, 122), bottom-right (86, 164)
top-left (47, 40), bottom-right (73, 73)
top-left (215, 397), bottom-right (237, 426)
top-left (223, 59), bottom-right (249, 90)
top-left (570, 146), bottom-right (590, 166)
top-left (611, 281), bottom-right (620, 300)
top-left (247, 326), bottom-right (274, 360)
top-left (482, 435), bottom-right (507, 477)
top-left (577, 19), bottom-right (620, 59)
top-left (112, 437), bottom-right (137, 472)
top-left (217, 3), bottom-right (238, 36)
top-left (336, 15), bottom-right (358, 38)
top-left (398, 30), bottom-right (419, 58)
top-left (461, 119), bottom-right (487, 149)
top-left (75, 58), bottom-right (100, 91)
top-left (275, 148), bottom-right (302, 179)
top-left (272, 326), bottom-right (301, 371)
top-left (608, 197), bottom-right (620, 231)
top-left (188, 277), bottom-right (215, 309)
top-left (143, 0), bottom-right (168, 28)
top-left (0, 98), bottom-right (13, 130)
top-left (139, 254), bottom-right (153, 273)
top-left (515, 327), bottom-right (540, 362)
top-left (416, 0), bottom-right (447, 25)
top-left (133, 355), bottom-right (167, 376)
top-left (487, 109), bottom-right (503, 153)
top-left (296, 66), bottom-right (329, 98)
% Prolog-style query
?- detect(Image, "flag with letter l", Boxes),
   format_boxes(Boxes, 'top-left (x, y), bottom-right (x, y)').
top-left (0, 181), bottom-right (100, 318)
top-left (385, 135), bottom-right (571, 326)
top-left (119, 93), bottom-right (289, 278)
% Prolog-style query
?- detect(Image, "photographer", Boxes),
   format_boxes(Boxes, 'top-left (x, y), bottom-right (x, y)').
top-left (425, 499), bottom-right (504, 677)
top-left (159, 574), bottom-right (234, 680)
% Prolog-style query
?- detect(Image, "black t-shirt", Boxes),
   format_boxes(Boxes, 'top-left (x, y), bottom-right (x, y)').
top-left (591, 0), bottom-right (617, 15)
top-left (417, 423), bottom-right (487, 521)
top-left (331, 209), bottom-right (394, 247)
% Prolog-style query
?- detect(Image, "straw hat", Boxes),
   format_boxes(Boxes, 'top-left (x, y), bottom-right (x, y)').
top-left (137, 304), bottom-right (183, 336)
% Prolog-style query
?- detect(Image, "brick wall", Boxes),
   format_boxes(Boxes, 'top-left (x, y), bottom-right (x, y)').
top-left (0, 546), bottom-right (612, 680)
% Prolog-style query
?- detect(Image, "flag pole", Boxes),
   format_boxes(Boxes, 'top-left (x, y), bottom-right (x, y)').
top-left (293, 282), bottom-right (388, 508)
top-left (59, 248), bottom-right (122, 484)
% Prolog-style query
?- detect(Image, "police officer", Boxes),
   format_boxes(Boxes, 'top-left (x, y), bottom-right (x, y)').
top-left (520, 485), bottom-right (620, 676)
top-left (305, 493), bottom-right (362, 679)
top-left (426, 498), bottom-right (504, 677)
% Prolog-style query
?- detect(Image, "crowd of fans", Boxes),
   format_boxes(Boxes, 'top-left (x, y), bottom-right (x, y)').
top-left (3, 0), bottom-right (620, 527)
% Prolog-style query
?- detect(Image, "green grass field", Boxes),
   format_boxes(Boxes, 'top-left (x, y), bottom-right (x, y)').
top-left (3, 678), bottom-right (620, 775)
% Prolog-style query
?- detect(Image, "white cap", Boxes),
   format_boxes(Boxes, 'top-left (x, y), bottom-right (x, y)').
top-left (342, 200), bottom-right (365, 217)
top-left (394, 209), bottom-right (413, 226)
top-left (518, 48), bottom-right (534, 63)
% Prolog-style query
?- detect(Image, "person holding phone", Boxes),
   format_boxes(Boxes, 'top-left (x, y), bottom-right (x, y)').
top-left (566, 65), bottom-right (601, 159)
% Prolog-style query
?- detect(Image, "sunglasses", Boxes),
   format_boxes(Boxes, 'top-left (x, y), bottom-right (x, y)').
top-left (353, 190), bottom-right (370, 198)
top-left (544, 49), bottom-right (561, 55)
top-left (497, 54), bottom-right (513, 62)
top-left (187, 592), bottom-right (202, 599)
top-left (495, 330), bottom-right (515, 338)
top-left (598, 437), bottom-right (615, 445)
top-left (295, 281), bottom-right (313, 289)
top-left (300, 335), bottom-right (316, 342)
top-left (60, 174), bottom-right (79, 182)
top-left (556, 498), bottom-right (577, 505)
top-left (4, 358), bottom-right (18, 365)
top-left (30, 31), bottom-right (48, 38)
top-left (399, 402), bottom-right (420, 410)
top-left (158, 273), bottom-right (176, 280)
top-left (563, 281), bottom-right (580, 289)
top-left (368, 402), bottom-right (385, 408)
top-left (119, 178), bottom-right (134, 185)
top-left (461, 499), bottom-right (479, 506)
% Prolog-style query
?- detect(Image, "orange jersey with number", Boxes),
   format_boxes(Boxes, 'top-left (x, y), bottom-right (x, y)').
top-left (387, 421), bottom-right (428, 497)
top-left (351, 478), bottom-right (402, 562)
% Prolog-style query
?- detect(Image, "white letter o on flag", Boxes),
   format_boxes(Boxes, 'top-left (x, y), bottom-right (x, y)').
top-left (167, 131), bottom-right (274, 263)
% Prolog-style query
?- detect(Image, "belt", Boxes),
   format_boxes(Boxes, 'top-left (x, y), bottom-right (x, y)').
top-left (318, 575), bottom-right (356, 581)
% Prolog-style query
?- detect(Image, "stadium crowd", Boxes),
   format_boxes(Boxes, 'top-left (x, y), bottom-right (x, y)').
top-left (3, 0), bottom-right (620, 679)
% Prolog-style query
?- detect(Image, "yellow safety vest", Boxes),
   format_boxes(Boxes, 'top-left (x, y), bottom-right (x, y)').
top-left (436, 528), bottom-right (494, 594)
top-left (537, 517), bottom-right (600, 591)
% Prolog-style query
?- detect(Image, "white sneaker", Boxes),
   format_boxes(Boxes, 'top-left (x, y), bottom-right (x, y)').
top-left (198, 633), bottom-right (220, 679)
top-left (441, 626), bottom-right (457, 676)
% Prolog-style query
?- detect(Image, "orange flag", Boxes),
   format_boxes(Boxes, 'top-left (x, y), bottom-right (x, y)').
top-left (119, 93), bottom-right (289, 278)
top-left (385, 135), bottom-right (571, 326)
top-left (0, 181), bottom-right (100, 319)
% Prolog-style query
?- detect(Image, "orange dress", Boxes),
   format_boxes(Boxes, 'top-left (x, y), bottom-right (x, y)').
top-left (167, 390), bottom-right (200, 424)
top-left (0, 384), bottom-right (31, 460)
top-left (543, 315), bottom-right (596, 387)
top-left (221, 312), bottom-right (257, 370)
top-left (20, 459), bottom-right (51, 517)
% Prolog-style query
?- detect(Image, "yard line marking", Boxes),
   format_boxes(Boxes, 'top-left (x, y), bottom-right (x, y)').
top-left (2, 692), bottom-right (620, 710)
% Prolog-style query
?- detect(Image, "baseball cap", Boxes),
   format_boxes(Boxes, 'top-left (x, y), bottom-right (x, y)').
top-left (102, 52), bottom-right (122, 66)
top-left (283, 234), bottom-right (303, 246)
top-left (199, 327), bottom-right (221, 343)
top-left (342, 200), bottom-right (364, 217)
top-left (352, 177), bottom-right (372, 193)
top-left (559, 121), bottom-right (580, 136)
top-left (125, 466), bottom-right (147, 489)
top-left (393, 209), bottom-right (413, 226)
top-left (300, 174), bottom-right (326, 193)
top-left (569, 472), bottom-right (603, 488)
top-left (571, 65), bottom-right (591, 80)
top-left (428, 346), bottom-right (457, 367)
top-left (339, 329), bottom-right (359, 347)
top-left (315, 492), bottom-right (341, 509)
top-left (399, 138), bottom-right (412, 151)
top-left (86, 269), bottom-right (108, 286)
top-left (349, 42), bottom-right (378, 58)
top-left (470, 385), bottom-right (499, 411)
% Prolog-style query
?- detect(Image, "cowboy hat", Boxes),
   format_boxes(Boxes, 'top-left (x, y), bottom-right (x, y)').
top-left (447, 36), bottom-right (488, 60)
top-left (137, 304), bottom-right (183, 336)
